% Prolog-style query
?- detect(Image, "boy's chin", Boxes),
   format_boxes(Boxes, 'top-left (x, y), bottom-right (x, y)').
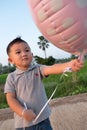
top-left (23, 63), bottom-right (30, 68)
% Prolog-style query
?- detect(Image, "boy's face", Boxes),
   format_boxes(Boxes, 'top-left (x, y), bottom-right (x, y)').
top-left (8, 42), bottom-right (33, 70)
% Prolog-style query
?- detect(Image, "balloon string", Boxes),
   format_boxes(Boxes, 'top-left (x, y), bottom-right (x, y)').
top-left (33, 85), bottom-right (57, 124)
top-left (33, 67), bottom-right (72, 124)
top-left (78, 50), bottom-right (86, 62)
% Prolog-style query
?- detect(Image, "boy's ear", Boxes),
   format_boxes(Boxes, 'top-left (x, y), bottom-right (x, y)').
top-left (30, 52), bottom-right (33, 57)
top-left (8, 57), bottom-right (13, 64)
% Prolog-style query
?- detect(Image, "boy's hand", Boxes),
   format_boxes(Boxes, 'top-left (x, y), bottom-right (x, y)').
top-left (22, 109), bottom-right (36, 122)
top-left (69, 59), bottom-right (84, 72)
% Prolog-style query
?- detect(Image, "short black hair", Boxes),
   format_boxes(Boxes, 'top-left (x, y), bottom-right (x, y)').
top-left (6, 37), bottom-right (28, 55)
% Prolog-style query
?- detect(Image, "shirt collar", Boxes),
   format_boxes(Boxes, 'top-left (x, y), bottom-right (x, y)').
top-left (15, 65), bottom-right (36, 75)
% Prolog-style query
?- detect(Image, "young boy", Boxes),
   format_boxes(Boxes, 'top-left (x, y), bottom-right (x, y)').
top-left (4, 37), bottom-right (84, 130)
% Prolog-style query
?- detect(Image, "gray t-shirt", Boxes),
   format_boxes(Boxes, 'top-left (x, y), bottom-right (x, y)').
top-left (4, 64), bottom-right (51, 128)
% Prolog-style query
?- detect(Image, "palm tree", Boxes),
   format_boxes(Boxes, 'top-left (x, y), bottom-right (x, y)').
top-left (37, 36), bottom-right (49, 59)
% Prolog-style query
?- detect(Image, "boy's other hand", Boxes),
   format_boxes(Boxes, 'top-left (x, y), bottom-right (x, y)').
top-left (22, 109), bottom-right (36, 122)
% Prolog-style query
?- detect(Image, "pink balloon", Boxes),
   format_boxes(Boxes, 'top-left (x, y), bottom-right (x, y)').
top-left (28, 0), bottom-right (87, 55)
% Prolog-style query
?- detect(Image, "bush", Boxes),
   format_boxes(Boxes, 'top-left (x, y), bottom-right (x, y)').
top-left (0, 73), bottom-right (8, 85)
top-left (0, 85), bottom-right (8, 109)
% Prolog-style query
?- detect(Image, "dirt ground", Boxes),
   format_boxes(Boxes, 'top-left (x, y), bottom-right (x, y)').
top-left (0, 93), bottom-right (87, 130)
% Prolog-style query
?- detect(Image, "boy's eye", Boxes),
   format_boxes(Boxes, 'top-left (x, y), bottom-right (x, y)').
top-left (16, 51), bottom-right (21, 54)
top-left (25, 49), bottom-right (30, 52)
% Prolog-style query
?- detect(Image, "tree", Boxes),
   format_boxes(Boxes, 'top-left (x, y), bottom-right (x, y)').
top-left (0, 63), bottom-right (2, 74)
top-left (37, 36), bottom-right (49, 59)
top-left (34, 55), bottom-right (55, 65)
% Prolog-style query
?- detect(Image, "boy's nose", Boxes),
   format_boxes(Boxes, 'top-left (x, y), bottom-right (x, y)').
top-left (22, 52), bottom-right (26, 56)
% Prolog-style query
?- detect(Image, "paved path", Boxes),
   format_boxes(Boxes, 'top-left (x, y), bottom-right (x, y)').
top-left (0, 93), bottom-right (87, 130)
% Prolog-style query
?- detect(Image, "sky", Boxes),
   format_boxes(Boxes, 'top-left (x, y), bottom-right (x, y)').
top-left (0, 0), bottom-right (71, 65)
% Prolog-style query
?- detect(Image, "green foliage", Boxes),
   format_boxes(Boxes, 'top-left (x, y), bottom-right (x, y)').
top-left (0, 85), bottom-right (8, 109)
top-left (37, 36), bottom-right (49, 59)
top-left (0, 73), bottom-right (8, 85)
top-left (0, 74), bottom-right (8, 108)
top-left (0, 64), bottom-right (15, 74)
top-left (34, 56), bottom-right (55, 65)
top-left (44, 60), bottom-right (87, 98)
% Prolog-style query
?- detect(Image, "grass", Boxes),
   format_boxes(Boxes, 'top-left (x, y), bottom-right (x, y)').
top-left (0, 60), bottom-right (87, 108)
top-left (0, 74), bottom-right (8, 109)
top-left (0, 84), bottom-right (8, 109)
top-left (44, 60), bottom-right (87, 98)
top-left (0, 73), bottom-right (8, 85)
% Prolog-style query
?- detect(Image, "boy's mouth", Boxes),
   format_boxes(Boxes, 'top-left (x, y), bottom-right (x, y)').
top-left (22, 58), bottom-right (29, 61)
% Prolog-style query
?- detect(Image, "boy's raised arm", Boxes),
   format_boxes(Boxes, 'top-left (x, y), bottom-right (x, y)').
top-left (43, 59), bottom-right (84, 76)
